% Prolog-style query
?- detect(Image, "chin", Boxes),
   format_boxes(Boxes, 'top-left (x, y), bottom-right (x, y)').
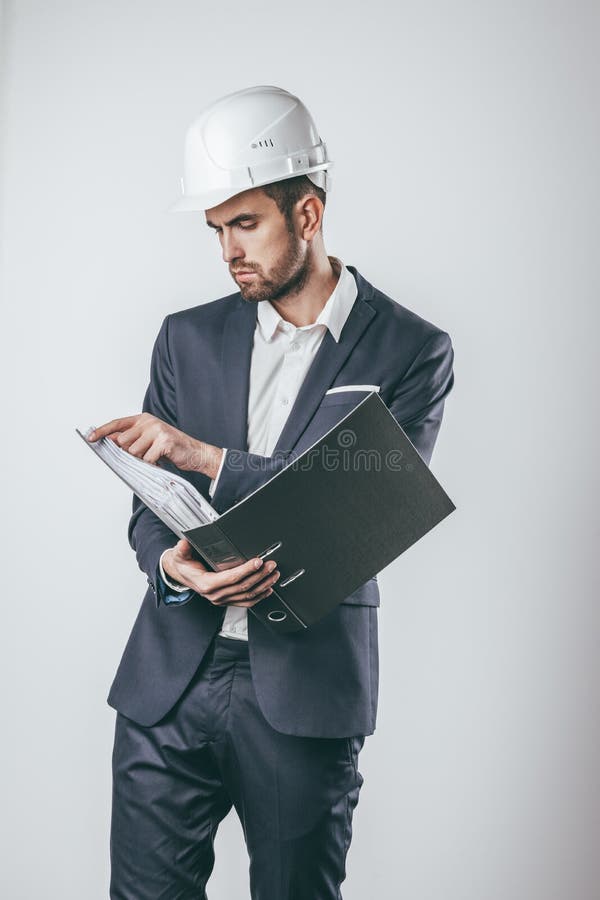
top-left (239, 283), bottom-right (264, 302)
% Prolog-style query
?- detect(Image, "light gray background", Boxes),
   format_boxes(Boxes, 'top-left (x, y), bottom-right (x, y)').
top-left (1, 2), bottom-right (598, 898)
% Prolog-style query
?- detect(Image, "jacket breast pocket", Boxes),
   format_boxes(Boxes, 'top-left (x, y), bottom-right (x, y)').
top-left (319, 387), bottom-right (381, 408)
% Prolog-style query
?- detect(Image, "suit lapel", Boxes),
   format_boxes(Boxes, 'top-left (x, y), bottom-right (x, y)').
top-left (221, 296), bottom-right (258, 452)
top-left (220, 266), bottom-right (377, 455)
top-left (272, 281), bottom-right (376, 454)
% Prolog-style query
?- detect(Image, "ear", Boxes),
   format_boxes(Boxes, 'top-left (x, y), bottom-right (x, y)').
top-left (296, 194), bottom-right (324, 241)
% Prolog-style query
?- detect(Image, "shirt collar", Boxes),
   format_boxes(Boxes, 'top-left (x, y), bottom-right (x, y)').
top-left (257, 256), bottom-right (358, 344)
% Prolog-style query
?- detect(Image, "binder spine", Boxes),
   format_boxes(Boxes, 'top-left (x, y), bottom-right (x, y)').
top-left (188, 525), bottom-right (246, 571)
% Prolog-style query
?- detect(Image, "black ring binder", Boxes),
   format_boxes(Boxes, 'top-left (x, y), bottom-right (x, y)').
top-left (80, 392), bottom-right (456, 636)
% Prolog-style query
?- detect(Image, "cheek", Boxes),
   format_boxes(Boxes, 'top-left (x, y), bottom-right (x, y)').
top-left (252, 233), bottom-right (287, 272)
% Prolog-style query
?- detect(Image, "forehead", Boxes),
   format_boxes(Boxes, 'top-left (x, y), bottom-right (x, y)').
top-left (204, 187), bottom-right (275, 225)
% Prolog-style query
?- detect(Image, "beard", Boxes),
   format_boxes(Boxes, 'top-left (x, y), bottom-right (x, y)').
top-left (231, 232), bottom-right (311, 304)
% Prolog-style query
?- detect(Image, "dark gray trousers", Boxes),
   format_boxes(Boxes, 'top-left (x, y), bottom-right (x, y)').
top-left (110, 634), bottom-right (365, 899)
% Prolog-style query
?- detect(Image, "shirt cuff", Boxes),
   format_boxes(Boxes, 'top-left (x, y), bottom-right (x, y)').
top-left (208, 448), bottom-right (227, 498)
top-left (159, 548), bottom-right (191, 592)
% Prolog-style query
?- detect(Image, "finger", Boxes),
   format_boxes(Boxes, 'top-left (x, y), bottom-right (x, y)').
top-left (209, 561), bottom-right (277, 600)
top-left (176, 539), bottom-right (196, 561)
top-left (113, 423), bottom-right (147, 452)
top-left (128, 433), bottom-right (157, 459)
top-left (87, 416), bottom-right (140, 442)
top-left (229, 587), bottom-right (274, 608)
top-left (142, 443), bottom-right (166, 466)
top-left (211, 569), bottom-right (280, 605)
top-left (208, 563), bottom-right (278, 602)
top-left (216, 586), bottom-right (275, 607)
top-left (204, 556), bottom-right (268, 591)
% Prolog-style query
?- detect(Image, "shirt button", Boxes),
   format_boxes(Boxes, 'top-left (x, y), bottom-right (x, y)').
top-left (281, 398), bottom-right (289, 406)
top-left (291, 341), bottom-right (300, 351)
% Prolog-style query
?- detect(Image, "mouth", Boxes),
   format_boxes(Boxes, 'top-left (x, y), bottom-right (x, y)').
top-left (234, 271), bottom-right (257, 282)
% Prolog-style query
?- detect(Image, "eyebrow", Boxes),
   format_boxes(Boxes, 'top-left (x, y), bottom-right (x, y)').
top-left (205, 213), bottom-right (261, 229)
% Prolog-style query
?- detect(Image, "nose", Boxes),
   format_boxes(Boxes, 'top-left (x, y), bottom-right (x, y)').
top-left (220, 229), bottom-right (245, 264)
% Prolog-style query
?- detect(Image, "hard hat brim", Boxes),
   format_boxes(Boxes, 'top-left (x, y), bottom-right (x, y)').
top-left (167, 185), bottom-right (248, 213)
top-left (167, 165), bottom-right (333, 214)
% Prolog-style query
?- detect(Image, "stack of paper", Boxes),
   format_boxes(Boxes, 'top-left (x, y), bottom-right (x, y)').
top-left (76, 426), bottom-right (219, 539)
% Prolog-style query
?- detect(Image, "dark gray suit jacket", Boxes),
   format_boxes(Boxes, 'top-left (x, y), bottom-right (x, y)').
top-left (107, 266), bottom-right (455, 737)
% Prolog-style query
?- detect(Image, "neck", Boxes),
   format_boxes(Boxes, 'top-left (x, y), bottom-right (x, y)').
top-left (269, 250), bottom-right (340, 328)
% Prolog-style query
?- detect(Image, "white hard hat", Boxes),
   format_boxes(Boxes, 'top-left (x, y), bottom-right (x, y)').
top-left (169, 85), bottom-right (333, 212)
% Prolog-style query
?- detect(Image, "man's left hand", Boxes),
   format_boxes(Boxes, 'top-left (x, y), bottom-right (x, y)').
top-left (86, 414), bottom-right (222, 478)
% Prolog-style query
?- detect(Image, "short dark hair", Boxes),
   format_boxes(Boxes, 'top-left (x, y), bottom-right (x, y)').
top-left (260, 174), bottom-right (326, 233)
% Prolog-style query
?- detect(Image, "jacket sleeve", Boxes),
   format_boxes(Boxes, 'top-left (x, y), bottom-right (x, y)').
top-left (209, 446), bottom-right (294, 514)
top-left (127, 314), bottom-right (192, 609)
top-left (387, 330), bottom-right (455, 466)
top-left (210, 330), bottom-right (455, 514)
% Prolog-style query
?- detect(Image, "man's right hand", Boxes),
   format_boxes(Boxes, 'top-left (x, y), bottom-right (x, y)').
top-left (161, 539), bottom-right (281, 608)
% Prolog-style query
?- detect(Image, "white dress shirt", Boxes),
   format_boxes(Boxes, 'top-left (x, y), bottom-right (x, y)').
top-left (159, 256), bottom-right (358, 641)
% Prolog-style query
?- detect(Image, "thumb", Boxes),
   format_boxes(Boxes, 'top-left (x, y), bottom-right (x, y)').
top-left (176, 538), bottom-right (193, 560)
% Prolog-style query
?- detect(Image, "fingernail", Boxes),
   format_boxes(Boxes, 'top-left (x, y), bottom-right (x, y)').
top-left (267, 560), bottom-right (276, 571)
top-left (254, 558), bottom-right (263, 569)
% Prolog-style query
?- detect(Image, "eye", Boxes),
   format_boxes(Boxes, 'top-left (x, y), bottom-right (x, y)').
top-left (238, 223), bottom-right (257, 230)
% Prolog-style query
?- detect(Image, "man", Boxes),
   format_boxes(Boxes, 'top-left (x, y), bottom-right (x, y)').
top-left (89, 86), bottom-right (455, 899)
